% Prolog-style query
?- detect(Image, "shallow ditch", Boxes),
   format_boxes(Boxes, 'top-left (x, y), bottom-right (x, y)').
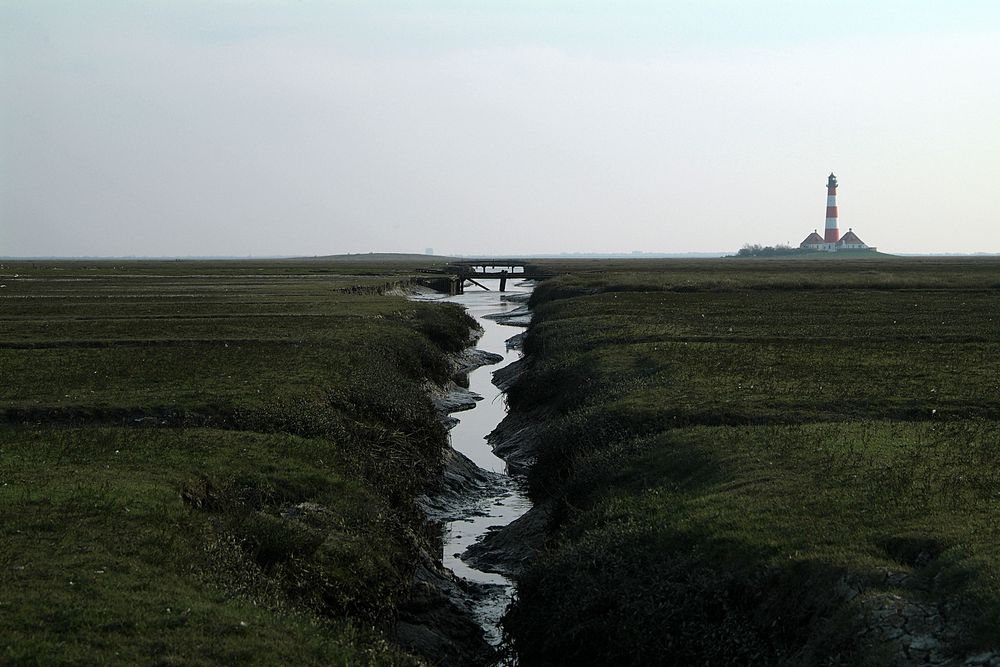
top-left (411, 277), bottom-right (535, 656)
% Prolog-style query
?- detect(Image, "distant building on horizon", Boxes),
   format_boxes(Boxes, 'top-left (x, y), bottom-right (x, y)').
top-left (799, 173), bottom-right (876, 252)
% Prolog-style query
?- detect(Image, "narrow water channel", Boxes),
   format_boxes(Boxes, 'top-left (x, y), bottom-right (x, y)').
top-left (438, 278), bottom-right (533, 646)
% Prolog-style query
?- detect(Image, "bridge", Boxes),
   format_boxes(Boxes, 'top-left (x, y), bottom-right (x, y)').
top-left (416, 260), bottom-right (553, 294)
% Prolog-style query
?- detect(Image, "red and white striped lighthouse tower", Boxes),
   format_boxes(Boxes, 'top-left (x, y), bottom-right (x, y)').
top-left (824, 172), bottom-right (840, 243)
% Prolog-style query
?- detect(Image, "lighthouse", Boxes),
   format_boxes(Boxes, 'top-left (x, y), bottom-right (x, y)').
top-left (799, 173), bottom-right (875, 252)
top-left (824, 173), bottom-right (840, 243)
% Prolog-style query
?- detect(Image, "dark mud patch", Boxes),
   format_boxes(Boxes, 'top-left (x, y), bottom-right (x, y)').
top-left (491, 356), bottom-right (529, 392)
top-left (486, 407), bottom-right (546, 476)
top-left (463, 500), bottom-right (552, 579)
top-left (394, 549), bottom-right (498, 667)
top-left (417, 447), bottom-right (506, 524)
top-left (483, 305), bottom-right (532, 327)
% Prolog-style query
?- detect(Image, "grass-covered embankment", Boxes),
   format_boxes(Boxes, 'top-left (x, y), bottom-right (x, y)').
top-left (502, 257), bottom-right (1000, 665)
top-left (0, 259), bottom-right (475, 665)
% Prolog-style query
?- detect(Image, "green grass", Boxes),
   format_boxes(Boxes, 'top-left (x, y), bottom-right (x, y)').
top-left (0, 263), bottom-right (465, 415)
top-left (527, 255), bottom-right (1000, 295)
top-left (502, 257), bottom-right (1000, 665)
top-left (0, 428), bottom-right (419, 666)
top-left (0, 259), bottom-right (475, 665)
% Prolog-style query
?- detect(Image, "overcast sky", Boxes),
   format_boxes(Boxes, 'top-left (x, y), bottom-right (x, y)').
top-left (2, 1), bottom-right (999, 257)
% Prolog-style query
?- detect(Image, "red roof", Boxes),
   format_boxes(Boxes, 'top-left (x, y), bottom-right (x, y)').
top-left (837, 230), bottom-right (866, 245)
top-left (800, 232), bottom-right (824, 247)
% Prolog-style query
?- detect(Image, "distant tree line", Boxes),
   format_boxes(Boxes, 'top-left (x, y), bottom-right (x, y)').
top-left (733, 244), bottom-right (818, 258)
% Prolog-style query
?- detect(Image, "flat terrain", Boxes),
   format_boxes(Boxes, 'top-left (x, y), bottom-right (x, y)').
top-left (0, 259), bottom-right (473, 665)
top-left (502, 257), bottom-right (1000, 665)
top-left (9, 256), bottom-right (1000, 665)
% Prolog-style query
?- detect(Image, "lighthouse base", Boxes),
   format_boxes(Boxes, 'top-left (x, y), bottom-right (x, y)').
top-left (807, 243), bottom-right (877, 253)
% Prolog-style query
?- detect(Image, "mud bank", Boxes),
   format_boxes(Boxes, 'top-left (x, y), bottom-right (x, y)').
top-left (462, 500), bottom-right (550, 580)
top-left (463, 383), bottom-right (551, 577)
top-left (394, 345), bottom-right (506, 665)
top-left (393, 543), bottom-right (497, 666)
top-left (427, 348), bottom-right (504, 429)
top-left (484, 401), bottom-right (543, 476)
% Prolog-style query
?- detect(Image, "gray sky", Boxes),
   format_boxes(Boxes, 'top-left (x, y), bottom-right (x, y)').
top-left (2, 1), bottom-right (999, 256)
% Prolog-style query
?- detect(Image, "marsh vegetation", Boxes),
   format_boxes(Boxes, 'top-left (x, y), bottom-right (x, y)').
top-left (0, 259), bottom-right (473, 665)
top-left (7, 256), bottom-right (1000, 665)
top-left (502, 257), bottom-right (1000, 665)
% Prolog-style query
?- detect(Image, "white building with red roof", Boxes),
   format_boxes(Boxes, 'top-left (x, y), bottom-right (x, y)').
top-left (799, 228), bottom-right (874, 252)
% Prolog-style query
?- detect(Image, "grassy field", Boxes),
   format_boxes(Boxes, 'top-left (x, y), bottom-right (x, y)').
top-left (0, 259), bottom-right (472, 665)
top-left (502, 257), bottom-right (1000, 665)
